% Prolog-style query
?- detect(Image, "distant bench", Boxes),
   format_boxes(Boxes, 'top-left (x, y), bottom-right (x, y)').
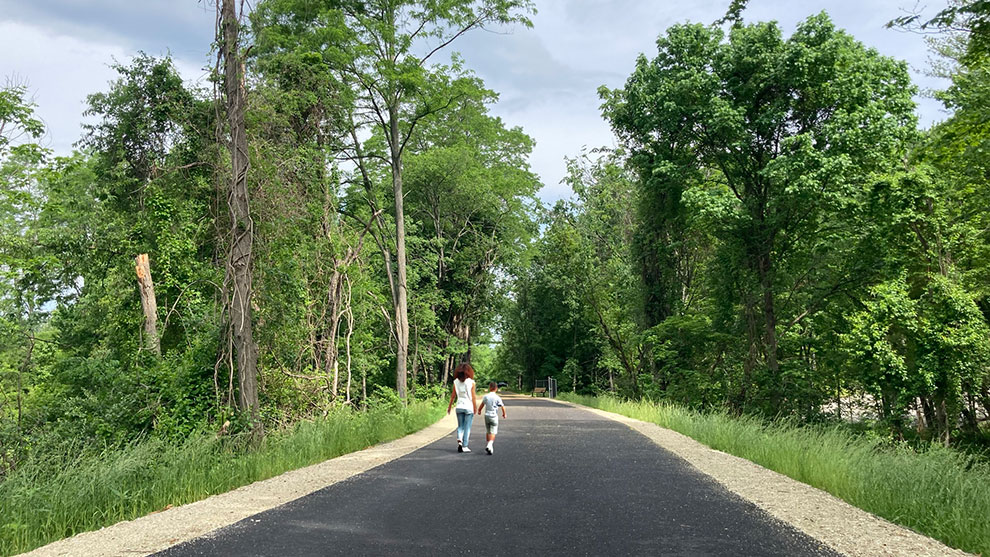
top-left (532, 387), bottom-right (547, 397)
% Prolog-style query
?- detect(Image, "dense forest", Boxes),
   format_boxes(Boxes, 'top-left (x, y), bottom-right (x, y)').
top-left (1, 0), bottom-right (988, 493)
top-left (498, 1), bottom-right (990, 448)
top-left (0, 0), bottom-right (539, 474)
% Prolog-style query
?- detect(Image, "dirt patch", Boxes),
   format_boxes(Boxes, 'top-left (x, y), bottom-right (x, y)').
top-left (553, 399), bottom-right (971, 557)
top-left (18, 413), bottom-right (457, 557)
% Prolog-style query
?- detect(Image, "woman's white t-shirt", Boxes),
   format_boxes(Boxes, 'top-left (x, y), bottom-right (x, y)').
top-left (454, 378), bottom-right (475, 411)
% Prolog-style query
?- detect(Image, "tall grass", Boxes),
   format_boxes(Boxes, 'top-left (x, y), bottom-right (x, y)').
top-left (0, 401), bottom-right (444, 556)
top-left (560, 393), bottom-right (990, 556)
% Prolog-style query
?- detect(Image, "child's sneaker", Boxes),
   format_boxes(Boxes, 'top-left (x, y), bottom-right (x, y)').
top-left (486, 447), bottom-right (493, 455)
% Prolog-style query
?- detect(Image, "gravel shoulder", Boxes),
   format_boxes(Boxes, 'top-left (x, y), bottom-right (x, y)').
top-left (551, 398), bottom-right (972, 557)
top-left (17, 412), bottom-right (457, 557)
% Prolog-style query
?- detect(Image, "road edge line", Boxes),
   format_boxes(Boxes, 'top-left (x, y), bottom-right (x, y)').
top-left (18, 412), bottom-right (458, 557)
top-left (552, 398), bottom-right (970, 557)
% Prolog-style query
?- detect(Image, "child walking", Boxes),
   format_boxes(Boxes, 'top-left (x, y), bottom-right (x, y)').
top-left (477, 382), bottom-right (506, 455)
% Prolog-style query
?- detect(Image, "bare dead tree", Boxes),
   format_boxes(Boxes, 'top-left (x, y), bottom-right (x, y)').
top-left (134, 253), bottom-right (161, 356)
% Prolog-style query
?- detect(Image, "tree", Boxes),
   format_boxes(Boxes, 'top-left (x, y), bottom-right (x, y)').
top-left (889, 0), bottom-right (990, 61)
top-left (562, 149), bottom-right (644, 393)
top-left (0, 83), bottom-right (48, 450)
top-left (251, 0), bottom-right (534, 400)
top-left (843, 168), bottom-right (990, 442)
top-left (0, 83), bottom-right (44, 158)
top-left (498, 203), bottom-right (605, 393)
top-left (404, 82), bottom-right (539, 381)
top-left (601, 13), bottom-right (917, 411)
top-left (903, 0), bottom-right (990, 440)
top-left (219, 0), bottom-right (260, 429)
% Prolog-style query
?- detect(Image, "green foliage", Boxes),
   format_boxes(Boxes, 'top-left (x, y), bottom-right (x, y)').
top-left (888, 0), bottom-right (990, 61)
top-left (500, 8), bottom-right (990, 452)
top-left (3, 2), bottom-right (990, 553)
top-left (0, 85), bottom-right (44, 158)
top-left (0, 3), bottom-right (532, 551)
top-left (0, 401), bottom-right (444, 556)
top-left (844, 273), bottom-right (990, 434)
top-left (597, 12), bottom-right (920, 415)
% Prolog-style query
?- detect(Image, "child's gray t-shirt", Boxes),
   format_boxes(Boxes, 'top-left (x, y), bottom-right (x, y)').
top-left (482, 392), bottom-right (504, 418)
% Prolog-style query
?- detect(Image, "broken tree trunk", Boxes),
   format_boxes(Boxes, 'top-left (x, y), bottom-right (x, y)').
top-left (134, 253), bottom-right (161, 356)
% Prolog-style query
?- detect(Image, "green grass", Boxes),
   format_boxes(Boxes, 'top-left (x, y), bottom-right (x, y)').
top-left (559, 393), bottom-right (990, 556)
top-left (0, 401), bottom-right (444, 556)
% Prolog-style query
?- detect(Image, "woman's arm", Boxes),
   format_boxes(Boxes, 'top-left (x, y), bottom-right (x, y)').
top-left (447, 385), bottom-right (457, 414)
top-left (471, 383), bottom-right (478, 413)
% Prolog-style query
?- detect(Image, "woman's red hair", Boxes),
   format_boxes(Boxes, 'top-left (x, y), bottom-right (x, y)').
top-left (454, 363), bottom-right (475, 382)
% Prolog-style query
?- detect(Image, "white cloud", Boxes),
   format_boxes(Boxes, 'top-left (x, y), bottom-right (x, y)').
top-left (0, 21), bottom-right (211, 156)
top-left (488, 84), bottom-right (615, 202)
top-left (0, 21), bottom-right (128, 154)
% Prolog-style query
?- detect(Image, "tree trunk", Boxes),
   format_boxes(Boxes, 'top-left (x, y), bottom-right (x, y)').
top-left (411, 325), bottom-right (420, 389)
top-left (442, 354), bottom-right (452, 385)
top-left (221, 0), bottom-right (259, 432)
top-left (361, 363), bottom-right (368, 409)
top-left (134, 253), bottom-right (161, 356)
top-left (756, 250), bottom-right (781, 405)
top-left (344, 276), bottom-right (354, 405)
top-left (326, 270), bottom-right (344, 401)
top-left (980, 385), bottom-right (990, 426)
top-left (389, 107), bottom-right (409, 402)
top-left (17, 333), bottom-right (34, 432)
top-left (452, 315), bottom-right (471, 363)
top-left (962, 392), bottom-right (979, 434)
top-left (934, 396), bottom-right (950, 446)
top-left (921, 396), bottom-right (937, 436)
top-left (739, 293), bottom-right (760, 412)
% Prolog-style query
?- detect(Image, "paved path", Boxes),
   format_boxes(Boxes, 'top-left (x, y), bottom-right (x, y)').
top-left (157, 398), bottom-right (837, 556)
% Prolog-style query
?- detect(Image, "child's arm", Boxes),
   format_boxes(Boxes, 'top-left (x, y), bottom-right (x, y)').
top-left (501, 404), bottom-right (507, 419)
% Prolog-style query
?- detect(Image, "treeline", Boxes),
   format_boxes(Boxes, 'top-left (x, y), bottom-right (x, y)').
top-left (0, 0), bottom-right (537, 473)
top-left (500, 5), bottom-right (990, 446)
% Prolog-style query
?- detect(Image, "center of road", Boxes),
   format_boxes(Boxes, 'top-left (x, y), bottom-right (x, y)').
top-left (158, 397), bottom-right (835, 556)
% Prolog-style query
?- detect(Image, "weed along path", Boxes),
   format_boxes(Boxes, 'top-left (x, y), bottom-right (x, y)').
top-left (155, 397), bottom-right (837, 557)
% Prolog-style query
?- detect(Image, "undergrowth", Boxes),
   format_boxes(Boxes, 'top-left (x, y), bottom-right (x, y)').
top-left (0, 401), bottom-right (444, 556)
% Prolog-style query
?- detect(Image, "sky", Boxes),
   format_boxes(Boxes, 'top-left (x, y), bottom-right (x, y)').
top-left (0, 0), bottom-right (951, 202)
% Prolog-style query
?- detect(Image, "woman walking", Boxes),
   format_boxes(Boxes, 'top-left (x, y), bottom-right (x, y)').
top-left (447, 363), bottom-right (478, 452)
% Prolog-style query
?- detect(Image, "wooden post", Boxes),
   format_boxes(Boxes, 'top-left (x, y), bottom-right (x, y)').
top-left (135, 253), bottom-right (161, 356)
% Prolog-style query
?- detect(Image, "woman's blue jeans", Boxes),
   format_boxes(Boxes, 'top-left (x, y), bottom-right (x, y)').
top-left (455, 408), bottom-right (474, 448)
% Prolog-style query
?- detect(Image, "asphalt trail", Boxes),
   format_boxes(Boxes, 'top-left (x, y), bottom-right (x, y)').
top-left (158, 398), bottom-right (837, 556)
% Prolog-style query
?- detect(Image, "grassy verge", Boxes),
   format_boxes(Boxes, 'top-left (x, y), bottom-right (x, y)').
top-left (559, 393), bottom-right (989, 556)
top-left (0, 401), bottom-right (444, 556)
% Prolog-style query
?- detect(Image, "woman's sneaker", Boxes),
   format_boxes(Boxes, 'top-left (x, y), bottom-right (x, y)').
top-left (462, 447), bottom-right (471, 452)
top-left (457, 441), bottom-right (463, 453)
